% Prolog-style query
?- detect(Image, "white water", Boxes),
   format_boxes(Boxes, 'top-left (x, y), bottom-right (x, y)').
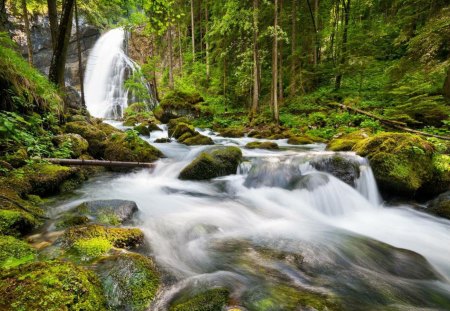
top-left (84, 28), bottom-right (154, 118)
top-left (54, 127), bottom-right (450, 310)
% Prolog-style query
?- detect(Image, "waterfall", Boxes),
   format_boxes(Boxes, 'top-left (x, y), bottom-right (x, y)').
top-left (84, 28), bottom-right (155, 119)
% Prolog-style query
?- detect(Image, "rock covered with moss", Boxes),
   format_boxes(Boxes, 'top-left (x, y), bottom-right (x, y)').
top-left (0, 235), bottom-right (36, 269)
top-left (154, 90), bottom-right (203, 123)
top-left (287, 135), bottom-right (314, 145)
top-left (169, 288), bottom-right (230, 311)
top-left (64, 121), bottom-right (109, 158)
top-left (73, 200), bottom-right (139, 226)
top-left (168, 118), bottom-right (214, 146)
top-left (179, 147), bottom-right (242, 180)
top-left (427, 191), bottom-right (450, 219)
top-left (219, 127), bottom-right (246, 138)
top-left (245, 141), bottom-right (279, 150)
top-left (52, 133), bottom-right (89, 158)
top-left (327, 130), bottom-right (371, 151)
top-left (311, 155), bottom-right (361, 187)
top-left (96, 253), bottom-right (160, 311)
top-left (352, 133), bottom-right (449, 197)
top-left (0, 261), bottom-right (106, 311)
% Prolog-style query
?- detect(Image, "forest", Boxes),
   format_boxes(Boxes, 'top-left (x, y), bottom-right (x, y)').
top-left (0, 0), bottom-right (450, 310)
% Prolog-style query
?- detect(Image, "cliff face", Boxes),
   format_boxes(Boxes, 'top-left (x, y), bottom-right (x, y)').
top-left (11, 15), bottom-right (100, 90)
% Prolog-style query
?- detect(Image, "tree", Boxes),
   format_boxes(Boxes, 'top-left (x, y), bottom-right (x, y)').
top-left (272, 0), bottom-right (279, 124)
top-left (251, 0), bottom-right (260, 119)
top-left (47, 0), bottom-right (58, 49)
top-left (21, 0), bottom-right (33, 65)
top-left (0, 0), bottom-right (9, 33)
top-left (168, 26), bottom-right (174, 89)
top-left (74, 0), bottom-right (85, 106)
top-left (444, 66), bottom-right (450, 99)
top-left (335, 0), bottom-right (350, 90)
top-left (190, 0), bottom-right (195, 61)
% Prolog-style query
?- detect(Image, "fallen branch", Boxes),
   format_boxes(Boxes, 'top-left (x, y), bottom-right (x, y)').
top-left (328, 102), bottom-right (450, 141)
top-left (44, 158), bottom-right (155, 168)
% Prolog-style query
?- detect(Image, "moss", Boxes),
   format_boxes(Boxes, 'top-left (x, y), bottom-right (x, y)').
top-left (427, 191), bottom-right (450, 219)
top-left (55, 215), bottom-right (90, 229)
top-left (124, 103), bottom-right (155, 126)
top-left (177, 131), bottom-right (194, 142)
top-left (0, 235), bottom-right (36, 269)
top-left (134, 124), bottom-right (151, 136)
top-left (156, 90), bottom-right (203, 123)
top-left (0, 261), bottom-right (106, 311)
top-left (246, 141), bottom-right (279, 150)
top-left (103, 133), bottom-right (163, 163)
top-left (96, 253), bottom-right (160, 311)
top-left (327, 130), bottom-right (371, 151)
top-left (182, 134), bottom-right (214, 146)
top-left (170, 122), bottom-right (196, 139)
top-left (219, 127), bottom-right (246, 138)
top-left (170, 288), bottom-right (230, 311)
top-left (62, 224), bottom-right (144, 249)
top-left (53, 134), bottom-right (89, 158)
top-left (0, 209), bottom-right (37, 237)
top-left (352, 133), bottom-right (436, 196)
top-left (4, 148), bottom-right (28, 168)
top-left (179, 147), bottom-right (242, 180)
top-left (73, 237), bottom-right (112, 261)
top-left (287, 136), bottom-right (314, 145)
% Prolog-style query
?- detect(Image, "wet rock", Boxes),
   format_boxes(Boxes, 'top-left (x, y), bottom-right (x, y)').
top-left (287, 136), bottom-right (314, 145)
top-left (64, 86), bottom-right (83, 110)
top-left (134, 124), bottom-right (151, 136)
top-left (103, 132), bottom-right (163, 163)
top-left (182, 134), bottom-right (214, 146)
top-left (169, 288), bottom-right (230, 311)
top-left (244, 159), bottom-right (300, 189)
top-left (0, 261), bottom-right (106, 310)
top-left (219, 127), bottom-right (246, 138)
top-left (75, 200), bottom-right (139, 225)
top-left (245, 141), bottom-right (279, 150)
top-left (179, 147), bottom-right (242, 180)
top-left (289, 173), bottom-right (330, 191)
top-left (427, 191), bottom-right (450, 219)
top-left (311, 155), bottom-right (360, 187)
top-left (155, 138), bottom-right (172, 143)
top-left (96, 253), bottom-right (160, 311)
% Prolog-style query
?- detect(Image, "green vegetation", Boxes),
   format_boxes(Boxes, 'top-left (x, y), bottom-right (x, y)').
top-left (169, 288), bottom-right (230, 311)
top-left (0, 235), bottom-right (36, 269)
top-left (246, 141), bottom-right (279, 150)
top-left (73, 237), bottom-right (112, 261)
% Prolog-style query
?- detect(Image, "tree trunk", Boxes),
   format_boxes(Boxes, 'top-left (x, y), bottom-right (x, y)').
top-left (0, 0), bottom-right (9, 33)
top-left (314, 0), bottom-right (320, 64)
top-left (272, 0), bottom-right (279, 124)
top-left (21, 0), bottom-right (33, 65)
top-left (168, 26), bottom-right (174, 89)
top-left (178, 23), bottom-right (183, 75)
top-left (74, 0), bottom-right (85, 106)
top-left (278, 0), bottom-right (284, 105)
top-left (290, 0), bottom-right (297, 96)
top-left (190, 0), bottom-right (195, 61)
top-left (49, 0), bottom-right (74, 87)
top-left (444, 66), bottom-right (450, 99)
top-left (47, 0), bottom-right (58, 49)
top-left (205, 6), bottom-right (210, 80)
top-left (335, 0), bottom-right (350, 91)
top-left (251, 0), bottom-right (260, 118)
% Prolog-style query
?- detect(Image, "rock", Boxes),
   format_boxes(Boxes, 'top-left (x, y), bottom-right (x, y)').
top-left (155, 138), bottom-right (172, 143)
top-left (61, 224), bottom-right (144, 249)
top-left (134, 124), bottom-right (151, 136)
top-left (352, 133), bottom-right (446, 197)
top-left (169, 288), bottom-right (230, 311)
top-left (64, 86), bottom-right (82, 110)
top-left (53, 133), bottom-right (89, 158)
top-left (0, 261), bottom-right (106, 310)
top-left (64, 121), bottom-right (108, 158)
top-left (103, 132), bottom-right (163, 163)
top-left (311, 155), bottom-right (361, 187)
top-left (327, 130), bottom-right (370, 151)
top-left (96, 253), bottom-right (160, 311)
top-left (169, 122), bottom-right (196, 139)
top-left (219, 127), bottom-right (246, 138)
top-left (55, 215), bottom-right (90, 229)
top-left (0, 209), bottom-right (37, 237)
top-left (124, 103), bottom-right (156, 126)
top-left (4, 148), bottom-right (28, 168)
top-left (0, 235), bottom-right (36, 269)
top-left (245, 141), bottom-right (279, 150)
top-left (74, 200), bottom-right (139, 225)
top-left (287, 136), bottom-right (314, 145)
top-left (72, 237), bottom-right (112, 261)
top-left (427, 191), bottom-right (450, 219)
top-left (154, 90), bottom-right (203, 123)
top-left (182, 134), bottom-right (214, 146)
top-left (179, 147), bottom-right (242, 180)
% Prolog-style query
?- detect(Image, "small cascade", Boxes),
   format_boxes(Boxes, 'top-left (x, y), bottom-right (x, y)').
top-left (84, 28), bottom-right (156, 119)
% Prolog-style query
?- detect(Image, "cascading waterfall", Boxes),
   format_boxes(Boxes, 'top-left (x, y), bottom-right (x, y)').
top-left (84, 28), bottom-right (156, 119)
top-left (50, 128), bottom-right (450, 310)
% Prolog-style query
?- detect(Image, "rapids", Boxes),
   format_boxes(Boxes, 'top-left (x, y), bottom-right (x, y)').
top-left (51, 125), bottom-right (450, 310)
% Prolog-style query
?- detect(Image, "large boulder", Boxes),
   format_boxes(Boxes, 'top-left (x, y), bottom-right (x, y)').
top-left (427, 191), bottom-right (450, 220)
top-left (311, 155), bottom-right (361, 187)
top-left (74, 200), bottom-right (139, 225)
top-left (245, 141), bottom-right (279, 150)
top-left (96, 253), bottom-right (160, 311)
top-left (168, 118), bottom-right (214, 146)
top-left (352, 133), bottom-right (448, 197)
top-left (179, 147), bottom-right (242, 180)
top-left (0, 261), bottom-right (106, 310)
top-left (169, 288), bottom-right (230, 311)
top-left (53, 133), bottom-right (89, 158)
top-left (327, 130), bottom-right (371, 151)
top-left (154, 90), bottom-right (203, 123)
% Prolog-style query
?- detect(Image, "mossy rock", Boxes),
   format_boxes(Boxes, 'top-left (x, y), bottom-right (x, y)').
top-left (169, 288), bottom-right (230, 311)
top-left (287, 136), bottom-right (314, 145)
top-left (0, 160), bottom-right (13, 176)
top-left (73, 237), bottom-right (112, 261)
top-left (4, 148), bottom-right (28, 168)
top-left (219, 127), bottom-right (246, 138)
top-left (156, 90), bottom-right (203, 123)
top-left (0, 235), bottom-right (36, 269)
top-left (61, 224), bottom-right (144, 249)
top-left (124, 103), bottom-right (155, 126)
top-left (427, 191), bottom-right (450, 219)
top-left (134, 124), bottom-right (151, 136)
top-left (179, 147), bottom-right (242, 180)
top-left (327, 130), bottom-right (371, 151)
top-left (155, 138), bottom-right (172, 143)
top-left (246, 141), bottom-right (279, 150)
top-left (55, 214), bottom-right (90, 229)
top-left (53, 133), bottom-right (89, 158)
top-left (352, 133), bottom-right (438, 197)
top-left (73, 200), bottom-right (139, 226)
top-left (182, 134), bottom-right (214, 146)
top-left (311, 155), bottom-right (361, 186)
top-left (64, 121), bottom-right (108, 158)
top-left (0, 209), bottom-right (38, 237)
top-left (0, 261), bottom-right (106, 311)
top-left (169, 122), bottom-right (196, 139)
top-left (96, 253), bottom-right (160, 311)
top-left (104, 133), bottom-right (163, 163)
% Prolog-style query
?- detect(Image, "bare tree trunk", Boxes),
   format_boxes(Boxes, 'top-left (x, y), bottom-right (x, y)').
top-left (49, 0), bottom-right (74, 87)
top-left (168, 26), bottom-right (174, 89)
top-left (191, 0), bottom-right (195, 61)
top-left (21, 0), bottom-right (33, 65)
top-left (205, 6), bottom-right (210, 80)
top-left (335, 0), bottom-right (350, 90)
top-left (178, 23), bottom-right (183, 75)
top-left (278, 0), bottom-right (284, 105)
top-left (290, 0), bottom-right (297, 96)
top-left (47, 0), bottom-right (58, 49)
top-left (444, 66), bottom-right (450, 99)
top-left (272, 0), bottom-right (279, 124)
top-left (74, 0), bottom-right (85, 106)
top-left (251, 0), bottom-right (260, 119)
top-left (314, 0), bottom-right (320, 64)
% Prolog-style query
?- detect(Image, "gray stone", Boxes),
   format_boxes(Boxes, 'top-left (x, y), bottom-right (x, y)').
top-left (76, 200), bottom-right (139, 224)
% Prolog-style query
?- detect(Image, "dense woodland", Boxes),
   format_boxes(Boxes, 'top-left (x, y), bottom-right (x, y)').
top-left (0, 1), bottom-right (450, 310)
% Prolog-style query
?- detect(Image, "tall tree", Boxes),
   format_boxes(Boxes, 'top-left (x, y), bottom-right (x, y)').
top-left (168, 26), bottom-right (174, 89)
top-left (251, 0), bottom-right (260, 119)
top-left (47, 0), bottom-right (58, 49)
top-left (190, 0), bottom-right (195, 60)
top-left (444, 66), bottom-right (450, 99)
top-left (335, 0), bottom-right (350, 90)
top-left (290, 0), bottom-right (297, 96)
top-left (205, 5), bottom-right (210, 80)
top-left (74, 0), bottom-right (85, 106)
top-left (21, 0), bottom-right (33, 65)
top-left (272, 0), bottom-right (279, 123)
top-left (49, 0), bottom-right (74, 87)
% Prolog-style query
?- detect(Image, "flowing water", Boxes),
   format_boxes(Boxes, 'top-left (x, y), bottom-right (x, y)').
top-left (52, 126), bottom-right (450, 310)
top-left (84, 28), bottom-right (156, 118)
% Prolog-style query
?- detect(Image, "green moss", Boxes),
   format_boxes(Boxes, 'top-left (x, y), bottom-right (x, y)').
top-left (178, 131), bottom-right (194, 142)
top-left (62, 224), bottom-right (144, 249)
top-left (96, 253), bottom-right (160, 311)
top-left (170, 288), bottom-right (230, 311)
top-left (134, 124), bottom-right (150, 136)
top-left (287, 136), bottom-right (314, 145)
top-left (179, 147), bottom-right (242, 180)
top-left (55, 215), bottom-right (90, 229)
top-left (0, 261), bottom-right (106, 311)
top-left (0, 235), bottom-right (36, 269)
top-left (64, 121), bottom-right (108, 158)
top-left (73, 237), bottom-right (112, 261)
top-left (246, 141), bottom-right (279, 150)
top-left (219, 127), bottom-right (246, 138)
top-left (327, 130), bottom-right (371, 151)
top-left (182, 134), bottom-right (214, 146)
top-left (156, 90), bottom-right (203, 122)
top-left (0, 209), bottom-right (37, 237)
top-left (170, 122), bottom-right (196, 139)
top-left (53, 133), bottom-right (89, 158)
top-left (103, 132), bottom-right (163, 163)
top-left (4, 148), bottom-right (28, 168)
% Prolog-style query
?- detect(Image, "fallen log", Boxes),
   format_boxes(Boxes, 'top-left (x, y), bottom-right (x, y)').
top-left (44, 158), bottom-right (155, 168)
top-left (328, 102), bottom-right (450, 141)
